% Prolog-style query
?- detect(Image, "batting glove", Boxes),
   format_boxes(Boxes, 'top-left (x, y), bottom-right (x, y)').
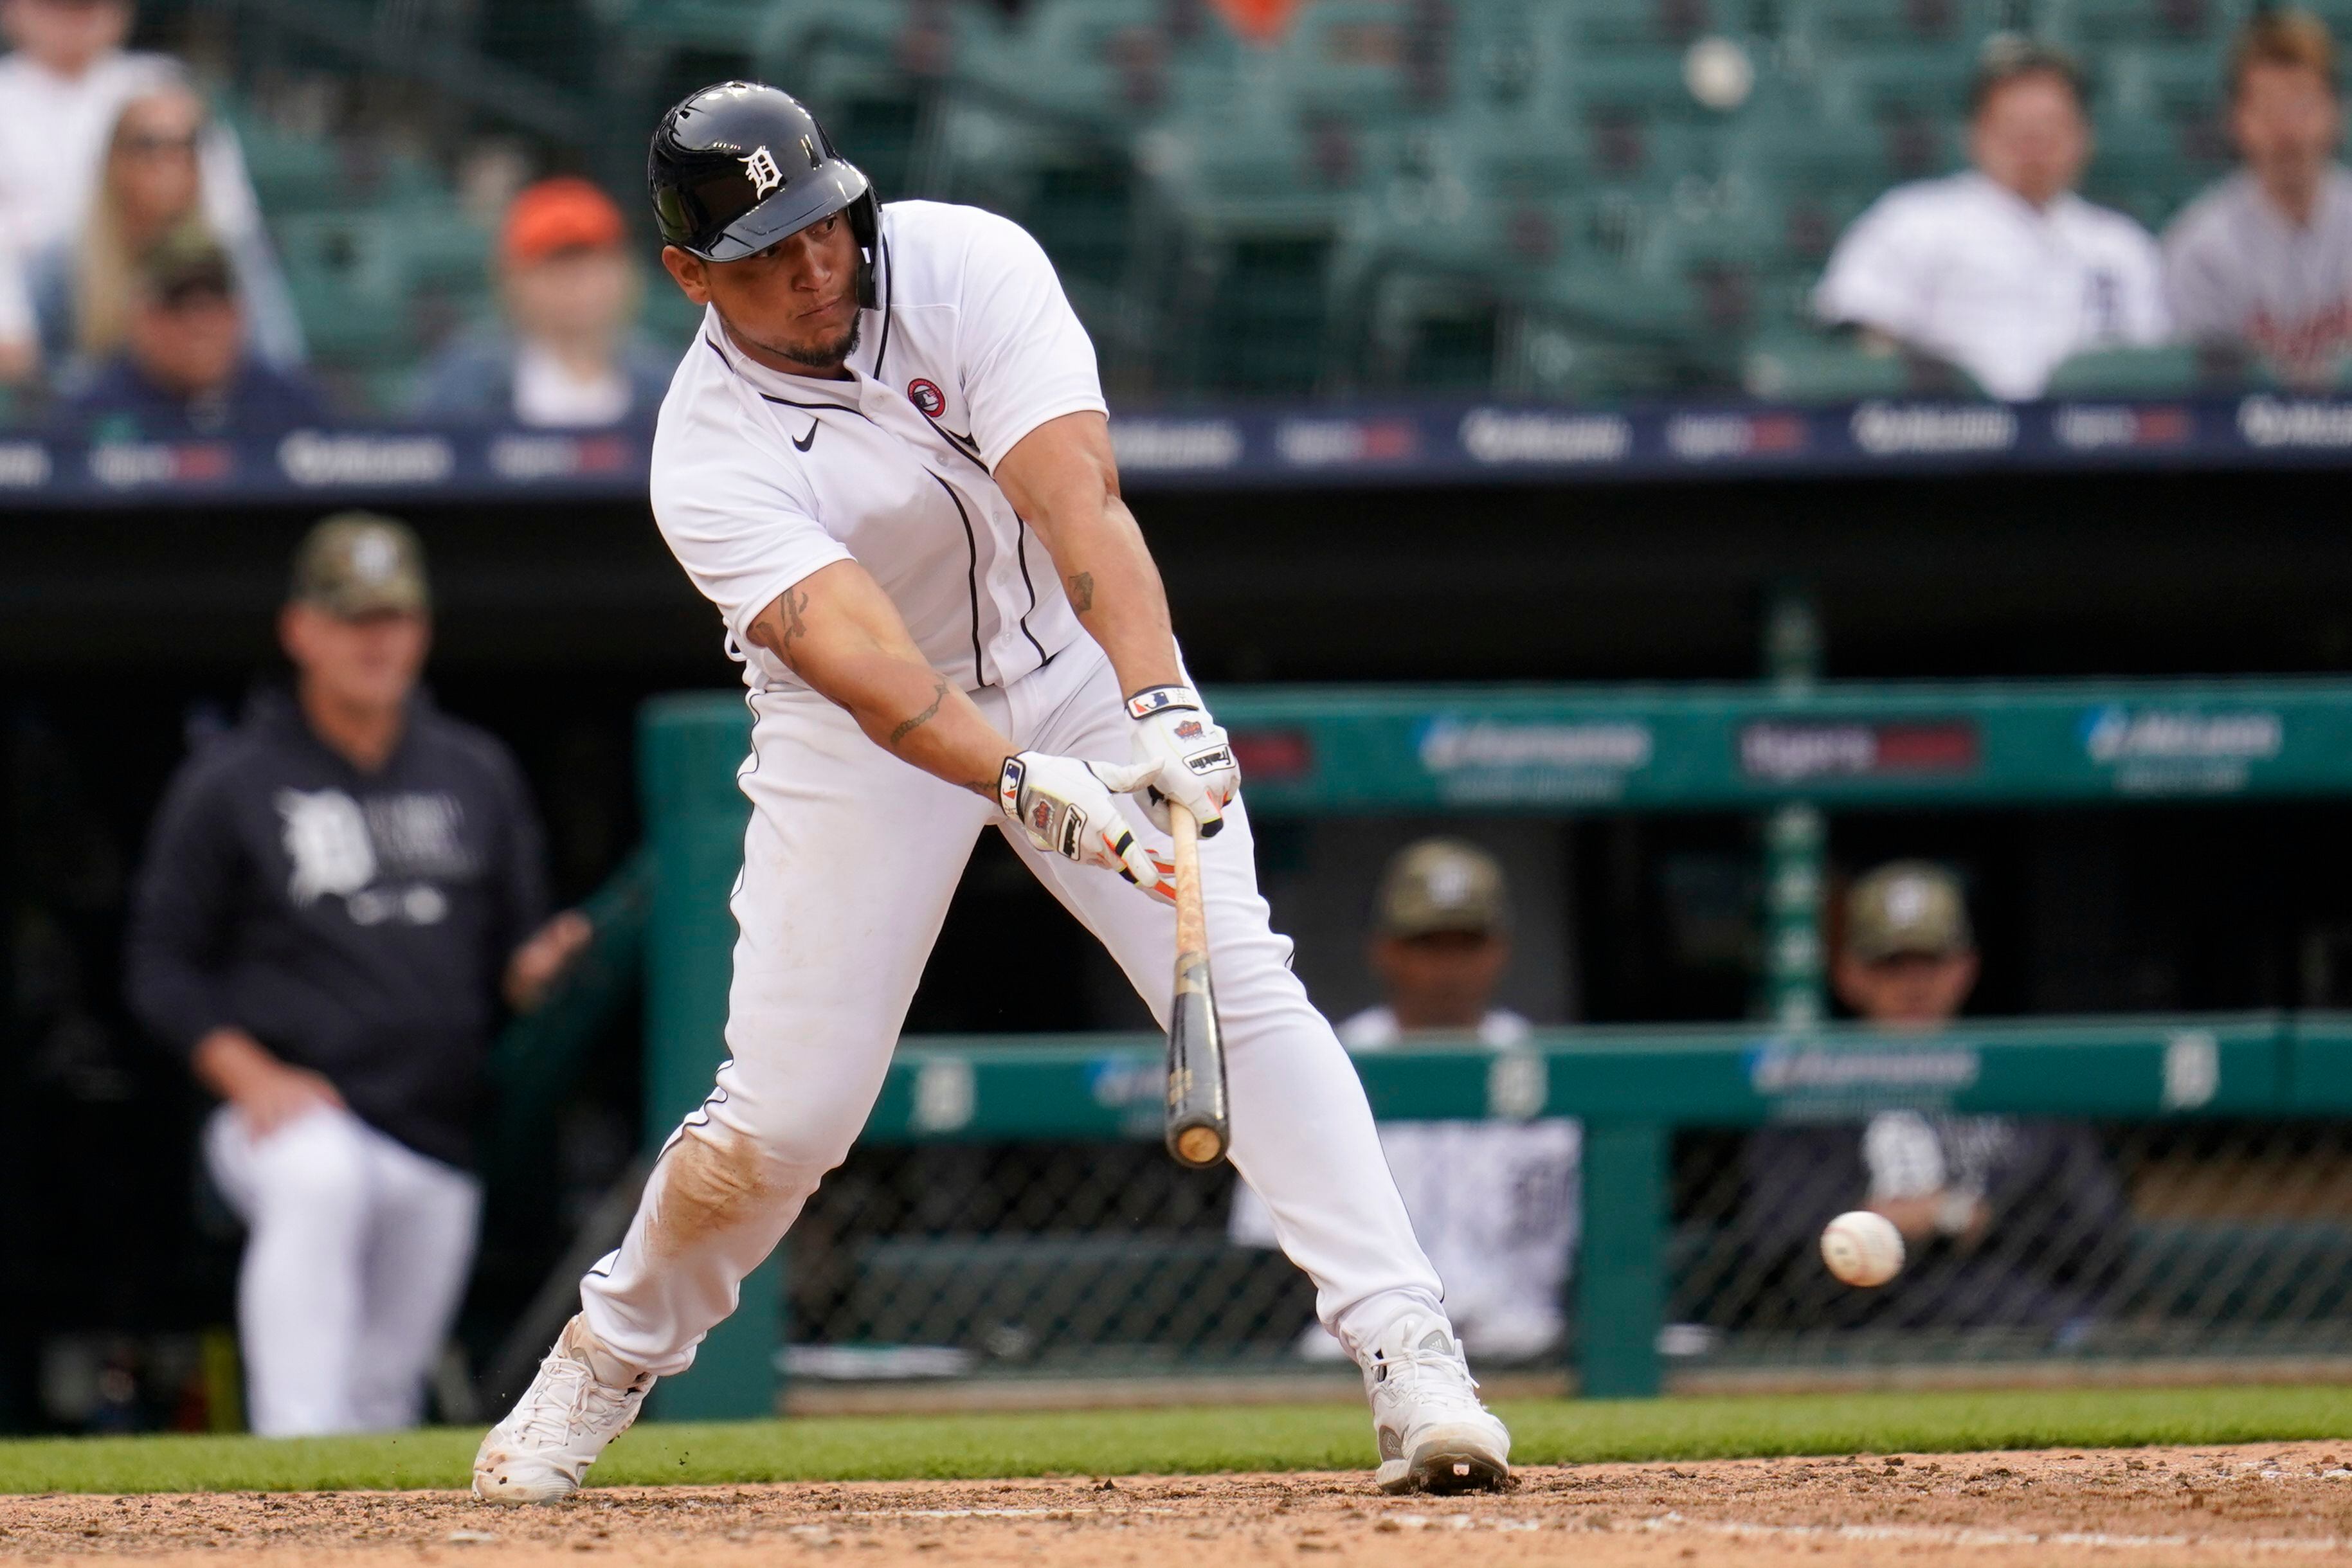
top-left (999, 751), bottom-right (1173, 903)
top-left (1125, 685), bottom-right (1240, 837)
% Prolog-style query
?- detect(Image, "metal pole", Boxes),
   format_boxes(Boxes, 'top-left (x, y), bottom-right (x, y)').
top-left (1761, 586), bottom-right (1827, 1029)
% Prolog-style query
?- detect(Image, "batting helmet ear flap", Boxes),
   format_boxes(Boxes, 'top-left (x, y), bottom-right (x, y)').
top-left (849, 188), bottom-right (880, 310)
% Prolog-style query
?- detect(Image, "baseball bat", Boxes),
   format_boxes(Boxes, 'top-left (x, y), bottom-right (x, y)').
top-left (1164, 804), bottom-right (1230, 1168)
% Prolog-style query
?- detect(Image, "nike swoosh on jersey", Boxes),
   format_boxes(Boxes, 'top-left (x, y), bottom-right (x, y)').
top-left (793, 419), bottom-right (819, 452)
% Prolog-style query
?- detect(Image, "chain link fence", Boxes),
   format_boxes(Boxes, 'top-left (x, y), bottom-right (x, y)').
top-left (773, 1118), bottom-right (2352, 1387)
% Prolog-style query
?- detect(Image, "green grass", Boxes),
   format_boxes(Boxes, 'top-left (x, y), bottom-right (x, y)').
top-left (0, 1385), bottom-right (2342, 1494)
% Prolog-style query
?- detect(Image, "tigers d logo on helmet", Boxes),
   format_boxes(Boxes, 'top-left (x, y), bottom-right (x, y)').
top-left (739, 145), bottom-right (784, 199)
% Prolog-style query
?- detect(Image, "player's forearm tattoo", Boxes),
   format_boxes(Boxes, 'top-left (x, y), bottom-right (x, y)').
top-left (960, 780), bottom-right (995, 798)
top-left (1067, 571), bottom-right (1094, 614)
top-left (888, 676), bottom-right (950, 747)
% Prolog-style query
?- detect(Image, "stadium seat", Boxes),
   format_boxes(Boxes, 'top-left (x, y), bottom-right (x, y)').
top-left (2041, 0), bottom-right (2250, 50)
top-left (956, 0), bottom-right (1177, 128)
top-left (2043, 343), bottom-right (2205, 397)
top-left (2085, 118), bottom-right (2225, 231)
top-left (1780, 0), bottom-right (2011, 51)
top-left (1743, 329), bottom-right (1935, 401)
top-left (1810, 47), bottom-right (1980, 128)
top-left (2099, 42), bottom-right (2230, 136)
top-left (1265, 0), bottom-right (1433, 122)
top-left (1566, 0), bottom-right (1728, 53)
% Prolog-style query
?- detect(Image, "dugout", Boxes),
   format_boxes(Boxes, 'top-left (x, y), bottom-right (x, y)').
top-left (9, 454), bottom-right (2352, 1432)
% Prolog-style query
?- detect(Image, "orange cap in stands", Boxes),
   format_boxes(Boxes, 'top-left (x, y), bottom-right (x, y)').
top-left (502, 177), bottom-right (626, 266)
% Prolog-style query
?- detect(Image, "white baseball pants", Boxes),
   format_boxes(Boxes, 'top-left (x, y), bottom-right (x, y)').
top-left (581, 638), bottom-right (1444, 1376)
top-left (204, 1104), bottom-right (480, 1436)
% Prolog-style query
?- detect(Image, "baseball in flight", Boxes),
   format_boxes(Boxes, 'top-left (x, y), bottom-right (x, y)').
top-left (1820, 1210), bottom-right (1906, 1288)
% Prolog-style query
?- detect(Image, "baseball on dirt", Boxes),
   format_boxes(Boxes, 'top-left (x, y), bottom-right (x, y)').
top-left (1821, 1210), bottom-right (1906, 1288)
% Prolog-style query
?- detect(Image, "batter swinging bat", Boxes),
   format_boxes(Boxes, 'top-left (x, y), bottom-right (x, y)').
top-left (1164, 804), bottom-right (1230, 1168)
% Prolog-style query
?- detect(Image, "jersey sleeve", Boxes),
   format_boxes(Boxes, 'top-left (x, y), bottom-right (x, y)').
top-left (123, 754), bottom-right (245, 1059)
top-left (650, 410), bottom-right (853, 652)
top-left (1813, 189), bottom-right (1939, 339)
top-left (953, 212), bottom-right (1108, 469)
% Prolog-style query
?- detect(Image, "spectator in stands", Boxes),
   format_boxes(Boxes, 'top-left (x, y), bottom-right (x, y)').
top-left (60, 227), bottom-right (316, 438)
top-left (28, 79), bottom-right (301, 379)
top-left (125, 514), bottom-right (592, 1436)
top-left (0, 0), bottom-right (271, 383)
top-left (1739, 862), bottom-right (2127, 1336)
top-left (1813, 40), bottom-right (2169, 400)
top-left (412, 177), bottom-right (671, 428)
top-left (2166, 10), bottom-right (2352, 387)
top-left (1231, 840), bottom-right (1579, 1361)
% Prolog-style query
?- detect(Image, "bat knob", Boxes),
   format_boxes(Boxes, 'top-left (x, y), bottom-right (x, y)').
top-left (1172, 1123), bottom-right (1227, 1167)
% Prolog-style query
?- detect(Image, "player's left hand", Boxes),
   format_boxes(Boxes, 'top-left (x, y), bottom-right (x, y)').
top-left (999, 751), bottom-right (1175, 903)
top-left (1125, 685), bottom-right (1240, 837)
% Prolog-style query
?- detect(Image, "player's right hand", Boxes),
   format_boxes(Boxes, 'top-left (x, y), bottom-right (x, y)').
top-left (997, 751), bottom-right (1172, 902)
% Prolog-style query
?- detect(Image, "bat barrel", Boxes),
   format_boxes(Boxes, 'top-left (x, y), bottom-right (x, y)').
top-left (1165, 806), bottom-right (1230, 1168)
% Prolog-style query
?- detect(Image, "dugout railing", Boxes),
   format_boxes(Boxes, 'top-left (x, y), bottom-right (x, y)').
top-left (629, 680), bottom-right (2352, 1419)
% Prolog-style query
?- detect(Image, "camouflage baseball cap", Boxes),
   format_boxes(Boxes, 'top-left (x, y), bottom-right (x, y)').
top-left (1375, 839), bottom-right (1510, 939)
top-left (289, 512), bottom-right (430, 617)
top-left (1845, 861), bottom-right (1973, 962)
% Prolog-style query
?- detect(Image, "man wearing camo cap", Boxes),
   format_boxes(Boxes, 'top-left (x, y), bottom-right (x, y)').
top-left (1741, 861), bottom-right (2126, 1335)
top-left (126, 513), bottom-right (590, 1435)
top-left (1233, 840), bottom-right (1580, 1361)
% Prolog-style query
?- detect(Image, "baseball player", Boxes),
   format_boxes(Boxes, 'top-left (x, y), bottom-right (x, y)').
top-left (473, 82), bottom-right (1509, 1503)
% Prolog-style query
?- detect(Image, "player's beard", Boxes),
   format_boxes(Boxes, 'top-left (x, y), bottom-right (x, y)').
top-left (717, 309), bottom-right (862, 376)
top-left (777, 314), bottom-right (862, 373)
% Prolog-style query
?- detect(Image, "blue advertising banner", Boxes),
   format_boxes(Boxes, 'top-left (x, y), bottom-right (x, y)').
top-left (6, 392), bottom-right (2351, 507)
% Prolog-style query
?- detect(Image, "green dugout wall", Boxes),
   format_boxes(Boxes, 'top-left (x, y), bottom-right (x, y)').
top-left (636, 679), bottom-right (2352, 1418)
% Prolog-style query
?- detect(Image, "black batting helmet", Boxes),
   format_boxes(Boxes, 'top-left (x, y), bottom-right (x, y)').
top-left (647, 82), bottom-right (880, 305)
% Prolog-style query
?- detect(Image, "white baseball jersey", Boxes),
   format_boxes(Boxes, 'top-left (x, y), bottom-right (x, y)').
top-left (1814, 171), bottom-right (2169, 400)
top-left (589, 195), bottom-right (1454, 1379)
top-left (651, 199), bottom-right (1105, 694)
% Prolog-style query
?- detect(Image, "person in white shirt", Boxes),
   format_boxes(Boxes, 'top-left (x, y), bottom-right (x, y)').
top-left (1813, 39), bottom-right (2169, 400)
top-left (0, 0), bottom-right (269, 383)
top-left (2166, 10), bottom-right (2352, 386)
top-left (1231, 840), bottom-right (1580, 1362)
top-left (470, 82), bottom-right (1510, 1506)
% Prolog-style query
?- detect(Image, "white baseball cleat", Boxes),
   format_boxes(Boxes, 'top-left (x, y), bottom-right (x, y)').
top-left (1361, 1311), bottom-right (1513, 1495)
top-left (472, 1314), bottom-right (655, 1504)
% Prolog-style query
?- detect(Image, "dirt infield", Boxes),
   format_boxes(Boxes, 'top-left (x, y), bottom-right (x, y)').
top-left (6, 1441), bottom-right (2350, 1565)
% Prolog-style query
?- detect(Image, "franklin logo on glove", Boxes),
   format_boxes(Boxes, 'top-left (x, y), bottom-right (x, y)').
top-left (1125, 685), bottom-right (1242, 838)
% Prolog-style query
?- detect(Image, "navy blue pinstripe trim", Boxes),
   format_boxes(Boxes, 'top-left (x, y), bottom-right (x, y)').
top-left (1013, 524), bottom-right (1048, 665)
top-left (871, 222), bottom-right (895, 379)
top-left (928, 471), bottom-right (988, 686)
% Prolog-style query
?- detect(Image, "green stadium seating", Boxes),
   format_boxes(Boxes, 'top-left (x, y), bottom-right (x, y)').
top-left (2041, 0), bottom-right (2251, 50)
top-left (1266, 0), bottom-right (1429, 122)
top-left (2044, 343), bottom-right (2206, 397)
top-left (1780, 0), bottom-right (2011, 51)
top-left (1743, 329), bottom-right (1926, 401)
top-left (197, 0), bottom-right (2297, 413)
top-left (1811, 46), bottom-right (1981, 128)
top-left (1566, 0), bottom-right (1730, 53)
top-left (2101, 41), bottom-right (2232, 130)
